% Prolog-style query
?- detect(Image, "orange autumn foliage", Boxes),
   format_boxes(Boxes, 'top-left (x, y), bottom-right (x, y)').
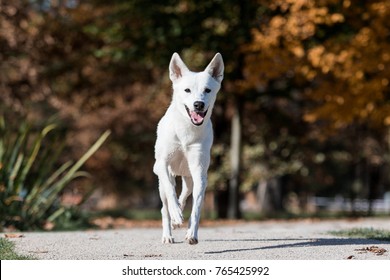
top-left (244, 0), bottom-right (390, 131)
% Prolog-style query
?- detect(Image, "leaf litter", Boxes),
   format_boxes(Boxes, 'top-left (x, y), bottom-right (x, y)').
top-left (4, 233), bottom-right (24, 238)
top-left (355, 246), bottom-right (387, 256)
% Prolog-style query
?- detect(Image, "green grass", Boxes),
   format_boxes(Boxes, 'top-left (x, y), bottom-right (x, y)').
top-left (93, 209), bottom-right (162, 220)
top-left (241, 210), bottom-right (384, 221)
top-left (329, 228), bottom-right (390, 241)
top-left (95, 208), bottom-right (224, 221)
top-left (0, 114), bottom-right (110, 231)
top-left (0, 238), bottom-right (35, 260)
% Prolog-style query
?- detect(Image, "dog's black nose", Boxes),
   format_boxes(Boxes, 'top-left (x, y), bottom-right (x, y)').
top-left (193, 101), bottom-right (205, 111)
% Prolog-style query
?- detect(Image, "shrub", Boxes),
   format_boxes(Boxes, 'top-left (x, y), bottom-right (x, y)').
top-left (0, 116), bottom-right (110, 230)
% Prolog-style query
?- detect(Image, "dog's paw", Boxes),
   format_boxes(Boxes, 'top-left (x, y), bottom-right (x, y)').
top-left (185, 232), bottom-right (198, 245)
top-left (178, 200), bottom-right (188, 212)
top-left (168, 204), bottom-right (183, 227)
top-left (162, 236), bottom-right (174, 244)
top-left (171, 222), bottom-right (181, 230)
top-left (185, 236), bottom-right (198, 245)
top-left (171, 203), bottom-right (183, 230)
top-left (171, 220), bottom-right (183, 230)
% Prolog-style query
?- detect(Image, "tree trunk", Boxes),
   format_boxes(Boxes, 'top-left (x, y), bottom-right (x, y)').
top-left (227, 100), bottom-right (242, 219)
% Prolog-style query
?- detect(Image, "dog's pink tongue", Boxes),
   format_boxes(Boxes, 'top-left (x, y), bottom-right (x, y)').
top-left (190, 111), bottom-right (205, 124)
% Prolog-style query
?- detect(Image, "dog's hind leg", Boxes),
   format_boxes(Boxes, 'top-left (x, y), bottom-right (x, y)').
top-left (178, 176), bottom-right (193, 211)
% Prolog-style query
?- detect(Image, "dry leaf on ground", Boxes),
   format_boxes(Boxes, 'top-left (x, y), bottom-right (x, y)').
top-left (355, 246), bottom-right (387, 256)
top-left (28, 250), bottom-right (49, 254)
top-left (144, 254), bottom-right (162, 258)
top-left (123, 254), bottom-right (134, 257)
top-left (4, 233), bottom-right (24, 238)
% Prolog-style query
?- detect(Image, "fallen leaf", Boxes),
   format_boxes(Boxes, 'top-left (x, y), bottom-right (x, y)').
top-left (123, 254), bottom-right (134, 257)
top-left (28, 250), bottom-right (48, 254)
top-left (369, 246), bottom-right (387, 256)
top-left (89, 237), bottom-right (100, 240)
top-left (355, 246), bottom-right (387, 256)
top-left (4, 233), bottom-right (24, 238)
top-left (144, 254), bottom-right (162, 258)
top-left (43, 222), bottom-right (55, 231)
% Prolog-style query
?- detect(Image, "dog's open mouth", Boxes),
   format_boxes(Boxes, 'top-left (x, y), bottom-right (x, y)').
top-left (185, 106), bottom-right (208, 126)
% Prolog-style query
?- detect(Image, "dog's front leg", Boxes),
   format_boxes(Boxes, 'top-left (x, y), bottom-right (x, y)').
top-left (185, 172), bottom-right (207, 245)
top-left (155, 160), bottom-right (184, 243)
top-left (158, 183), bottom-right (174, 243)
top-left (178, 176), bottom-right (193, 211)
top-left (156, 163), bottom-right (183, 224)
top-left (185, 151), bottom-right (209, 245)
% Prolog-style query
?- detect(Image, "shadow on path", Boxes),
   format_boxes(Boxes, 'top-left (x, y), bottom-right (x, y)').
top-left (204, 238), bottom-right (390, 255)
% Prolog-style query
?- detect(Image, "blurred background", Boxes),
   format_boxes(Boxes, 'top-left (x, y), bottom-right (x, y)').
top-left (1, 0), bottom-right (390, 231)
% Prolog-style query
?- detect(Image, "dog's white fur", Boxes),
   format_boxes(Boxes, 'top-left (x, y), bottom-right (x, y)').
top-left (153, 52), bottom-right (224, 244)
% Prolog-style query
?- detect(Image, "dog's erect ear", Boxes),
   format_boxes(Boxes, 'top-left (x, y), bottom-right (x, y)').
top-left (169, 53), bottom-right (190, 82)
top-left (205, 53), bottom-right (224, 83)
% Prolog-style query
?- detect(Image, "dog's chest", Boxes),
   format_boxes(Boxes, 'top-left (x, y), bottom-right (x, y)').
top-left (167, 145), bottom-right (190, 177)
top-left (175, 118), bottom-right (211, 144)
top-left (166, 129), bottom-right (206, 177)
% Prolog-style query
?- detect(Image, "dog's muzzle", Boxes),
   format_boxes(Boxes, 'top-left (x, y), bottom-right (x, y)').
top-left (185, 105), bottom-right (208, 126)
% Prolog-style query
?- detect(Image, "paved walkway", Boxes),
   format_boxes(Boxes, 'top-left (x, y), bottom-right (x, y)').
top-left (5, 218), bottom-right (390, 260)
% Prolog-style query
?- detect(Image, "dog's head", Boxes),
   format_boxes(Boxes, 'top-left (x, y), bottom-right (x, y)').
top-left (169, 53), bottom-right (224, 126)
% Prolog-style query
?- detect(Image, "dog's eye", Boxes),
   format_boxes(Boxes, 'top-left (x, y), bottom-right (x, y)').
top-left (205, 88), bottom-right (211, 93)
top-left (184, 88), bottom-right (191, 93)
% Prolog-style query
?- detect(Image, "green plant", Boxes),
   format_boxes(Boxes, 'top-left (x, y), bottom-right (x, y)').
top-left (0, 238), bottom-right (34, 260)
top-left (329, 227), bottom-right (390, 241)
top-left (0, 116), bottom-right (110, 230)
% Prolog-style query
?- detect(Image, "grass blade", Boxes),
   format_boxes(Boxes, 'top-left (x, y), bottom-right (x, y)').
top-left (15, 124), bottom-right (56, 195)
top-left (25, 161), bottom-right (73, 214)
top-left (1, 111), bottom-right (110, 230)
top-left (8, 154), bottom-right (24, 192)
top-left (31, 130), bottom-right (110, 220)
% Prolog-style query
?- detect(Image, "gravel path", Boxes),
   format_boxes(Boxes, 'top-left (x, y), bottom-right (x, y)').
top-left (6, 218), bottom-right (390, 260)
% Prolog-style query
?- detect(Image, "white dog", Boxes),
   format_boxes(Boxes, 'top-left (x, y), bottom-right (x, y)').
top-left (153, 52), bottom-right (224, 244)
